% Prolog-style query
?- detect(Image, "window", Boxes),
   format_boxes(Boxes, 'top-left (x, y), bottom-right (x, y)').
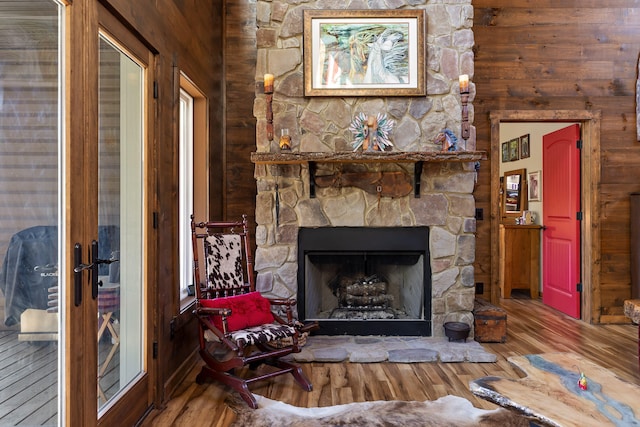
top-left (178, 75), bottom-right (208, 310)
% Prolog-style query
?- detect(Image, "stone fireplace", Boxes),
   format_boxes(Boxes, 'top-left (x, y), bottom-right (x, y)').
top-left (251, 0), bottom-right (477, 337)
top-left (252, 159), bottom-right (479, 338)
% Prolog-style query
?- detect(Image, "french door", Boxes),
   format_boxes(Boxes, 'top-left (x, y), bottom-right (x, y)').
top-left (0, 1), bottom-right (155, 425)
top-left (76, 3), bottom-right (156, 425)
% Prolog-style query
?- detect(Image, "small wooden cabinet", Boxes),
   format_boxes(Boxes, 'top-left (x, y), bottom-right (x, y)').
top-left (499, 224), bottom-right (542, 299)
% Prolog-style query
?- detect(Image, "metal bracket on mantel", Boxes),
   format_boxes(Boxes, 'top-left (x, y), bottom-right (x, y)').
top-left (309, 161), bottom-right (317, 198)
top-left (414, 162), bottom-right (423, 198)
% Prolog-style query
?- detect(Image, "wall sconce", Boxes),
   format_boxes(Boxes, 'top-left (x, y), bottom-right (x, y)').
top-left (264, 74), bottom-right (274, 141)
top-left (459, 74), bottom-right (470, 149)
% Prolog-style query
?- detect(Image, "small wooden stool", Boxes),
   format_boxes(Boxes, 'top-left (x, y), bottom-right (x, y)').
top-left (473, 298), bottom-right (507, 343)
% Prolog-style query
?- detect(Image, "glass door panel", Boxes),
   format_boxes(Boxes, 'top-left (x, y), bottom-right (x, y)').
top-left (0, 1), bottom-right (62, 425)
top-left (97, 35), bottom-right (145, 412)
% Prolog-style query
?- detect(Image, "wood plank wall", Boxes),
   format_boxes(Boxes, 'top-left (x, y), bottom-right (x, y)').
top-left (473, 1), bottom-right (640, 320)
top-left (224, 0), bottom-right (258, 227)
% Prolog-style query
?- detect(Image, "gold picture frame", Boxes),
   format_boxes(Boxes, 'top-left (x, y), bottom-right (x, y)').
top-left (303, 9), bottom-right (426, 97)
top-left (528, 170), bottom-right (541, 202)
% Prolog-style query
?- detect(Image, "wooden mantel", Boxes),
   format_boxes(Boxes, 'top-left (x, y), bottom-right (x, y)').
top-left (251, 151), bottom-right (487, 198)
top-left (251, 150), bottom-right (487, 165)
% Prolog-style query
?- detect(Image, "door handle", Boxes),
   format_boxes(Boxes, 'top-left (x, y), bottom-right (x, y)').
top-left (74, 241), bottom-right (98, 303)
top-left (90, 240), bottom-right (99, 300)
top-left (73, 240), bottom-right (119, 303)
top-left (73, 243), bottom-right (83, 306)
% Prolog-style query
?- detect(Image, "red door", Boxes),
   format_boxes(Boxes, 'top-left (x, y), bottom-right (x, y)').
top-left (542, 124), bottom-right (581, 318)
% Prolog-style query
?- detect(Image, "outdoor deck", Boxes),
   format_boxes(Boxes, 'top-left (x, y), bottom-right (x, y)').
top-left (0, 331), bottom-right (57, 425)
top-left (0, 330), bottom-right (119, 425)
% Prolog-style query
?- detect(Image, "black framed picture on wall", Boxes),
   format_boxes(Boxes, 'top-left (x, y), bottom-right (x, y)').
top-left (520, 134), bottom-right (530, 159)
top-left (509, 138), bottom-right (519, 161)
top-left (502, 142), bottom-right (509, 162)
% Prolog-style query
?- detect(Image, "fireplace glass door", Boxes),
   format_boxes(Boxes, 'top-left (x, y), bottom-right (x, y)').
top-left (298, 227), bottom-right (431, 335)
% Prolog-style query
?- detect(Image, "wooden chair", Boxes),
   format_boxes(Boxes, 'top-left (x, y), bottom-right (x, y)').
top-left (190, 215), bottom-right (313, 409)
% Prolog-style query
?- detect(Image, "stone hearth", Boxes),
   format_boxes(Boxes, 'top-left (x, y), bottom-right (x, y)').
top-left (289, 335), bottom-right (497, 364)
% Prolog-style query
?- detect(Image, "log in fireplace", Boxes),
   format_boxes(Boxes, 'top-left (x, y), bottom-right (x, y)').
top-left (297, 227), bottom-right (431, 335)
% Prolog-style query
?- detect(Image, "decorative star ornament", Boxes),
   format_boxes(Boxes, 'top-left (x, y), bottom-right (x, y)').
top-left (349, 112), bottom-right (395, 152)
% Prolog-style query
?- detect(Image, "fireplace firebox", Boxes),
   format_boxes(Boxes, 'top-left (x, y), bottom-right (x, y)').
top-left (297, 227), bottom-right (431, 336)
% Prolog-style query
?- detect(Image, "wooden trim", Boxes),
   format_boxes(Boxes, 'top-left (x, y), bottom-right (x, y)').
top-left (98, 376), bottom-right (152, 426)
top-left (65, 1), bottom-right (100, 424)
top-left (490, 110), bottom-right (601, 324)
top-left (162, 347), bottom-right (201, 401)
top-left (582, 114), bottom-right (601, 324)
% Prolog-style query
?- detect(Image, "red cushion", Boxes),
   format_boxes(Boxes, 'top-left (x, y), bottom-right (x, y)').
top-left (199, 292), bottom-right (274, 332)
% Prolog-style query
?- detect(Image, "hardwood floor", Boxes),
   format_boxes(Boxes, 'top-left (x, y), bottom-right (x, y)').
top-left (140, 298), bottom-right (639, 426)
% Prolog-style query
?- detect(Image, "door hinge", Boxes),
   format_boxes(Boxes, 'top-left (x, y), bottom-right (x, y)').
top-left (153, 211), bottom-right (159, 229)
top-left (153, 81), bottom-right (158, 99)
top-left (153, 342), bottom-right (158, 359)
top-left (576, 283), bottom-right (583, 292)
top-left (577, 211), bottom-right (583, 220)
top-left (576, 139), bottom-right (582, 149)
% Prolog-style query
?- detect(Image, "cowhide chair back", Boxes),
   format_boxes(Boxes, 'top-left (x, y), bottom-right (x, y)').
top-left (190, 215), bottom-right (312, 409)
top-left (203, 232), bottom-right (246, 296)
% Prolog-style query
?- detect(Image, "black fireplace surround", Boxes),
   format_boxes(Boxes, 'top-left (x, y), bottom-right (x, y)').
top-left (297, 227), bottom-right (431, 336)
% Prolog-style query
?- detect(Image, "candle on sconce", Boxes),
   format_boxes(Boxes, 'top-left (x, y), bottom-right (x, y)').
top-left (459, 74), bottom-right (469, 93)
top-left (264, 74), bottom-right (274, 141)
top-left (459, 74), bottom-right (470, 146)
top-left (264, 73), bottom-right (274, 93)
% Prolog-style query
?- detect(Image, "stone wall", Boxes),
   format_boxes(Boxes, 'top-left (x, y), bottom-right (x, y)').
top-left (252, 0), bottom-right (476, 336)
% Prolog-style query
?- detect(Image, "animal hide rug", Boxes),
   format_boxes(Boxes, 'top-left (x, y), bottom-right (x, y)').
top-left (228, 394), bottom-right (534, 427)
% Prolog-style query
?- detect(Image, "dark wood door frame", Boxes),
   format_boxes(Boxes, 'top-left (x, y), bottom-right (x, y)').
top-left (490, 110), bottom-right (601, 324)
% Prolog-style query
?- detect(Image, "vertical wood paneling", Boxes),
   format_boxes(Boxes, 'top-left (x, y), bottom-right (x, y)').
top-left (473, 2), bottom-right (640, 320)
top-left (224, 0), bottom-right (257, 228)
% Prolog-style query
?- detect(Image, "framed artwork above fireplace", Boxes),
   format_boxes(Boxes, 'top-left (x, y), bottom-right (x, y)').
top-left (303, 9), bottom-right (426, 97)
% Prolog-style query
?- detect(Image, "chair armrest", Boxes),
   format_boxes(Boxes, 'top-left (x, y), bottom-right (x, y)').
top-left (267, 297), bottom-right (297, 307)
top-left (266, 298), bottom-right (297, 324)
top-left (195, 306), bottom-right (232, 317)
top-left (267, 298), bottom-right (319, 334)
top-left (298, 320), bottom-right (319, 334)
top-left (196, 313), bottom-right (239, 351)
top-left (194, 306), bottom-right (234, 337)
